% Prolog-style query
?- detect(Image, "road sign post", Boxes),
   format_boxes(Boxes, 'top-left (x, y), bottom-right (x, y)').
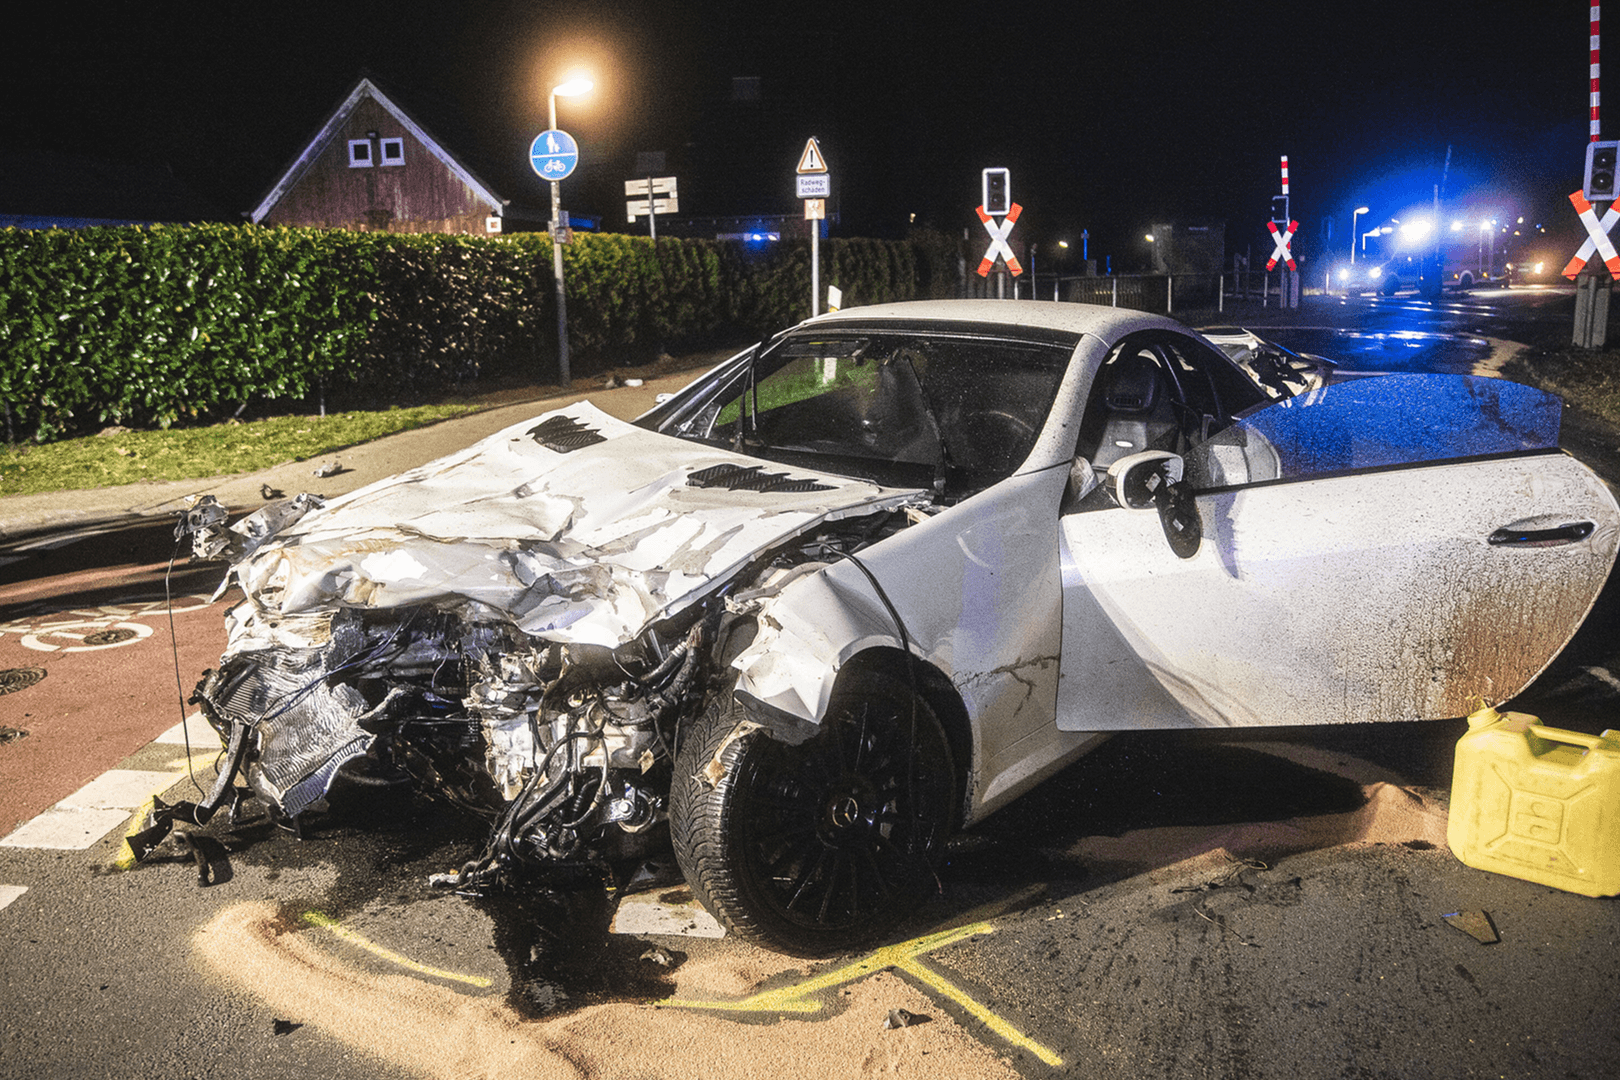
top-left (977, 169), bottom-right (1021, 298)
top-left (1265, 154), bottom-right (1300, 309)
top-left (531, 128), bottom-right (581, 387)
top-left (1573, 5), bottom-right (1611, 347)
top-left (797, 138), bottom-right (828, 317)
top-left (625, 176), bottom-right (678, 241)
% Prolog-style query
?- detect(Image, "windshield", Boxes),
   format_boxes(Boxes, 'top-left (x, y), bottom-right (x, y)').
top-left (1185, 373), bottom-right (1563, 489)
top-left (647, 329), bottom-right (1074, 495)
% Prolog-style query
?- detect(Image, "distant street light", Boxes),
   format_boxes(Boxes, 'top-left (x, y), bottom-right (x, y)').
top-left (1350, 206), bottom-right (1370, 264)
top-left (548, 74), bottom-right (593, 388)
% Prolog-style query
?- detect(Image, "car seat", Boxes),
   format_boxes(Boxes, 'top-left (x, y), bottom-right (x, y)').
top-left (1087, 349), bottom-right (1182, 470)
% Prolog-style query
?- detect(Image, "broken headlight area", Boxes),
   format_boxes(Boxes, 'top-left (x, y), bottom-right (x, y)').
top-left (166, 603), bottom-right (715, 878)
top-left (133, 505), bottom-right (916, 881)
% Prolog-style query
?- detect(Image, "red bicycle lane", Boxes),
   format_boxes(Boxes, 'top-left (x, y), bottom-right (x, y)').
top-left (0, 539), bottom-right (234, 836)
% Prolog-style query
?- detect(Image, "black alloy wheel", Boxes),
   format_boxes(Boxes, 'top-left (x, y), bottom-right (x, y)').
top-left (671, 668), bottom-right (955, 957)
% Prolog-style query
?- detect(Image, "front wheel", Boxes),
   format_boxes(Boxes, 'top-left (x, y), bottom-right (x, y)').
top-left (670, 668), bottom-right (956, 956)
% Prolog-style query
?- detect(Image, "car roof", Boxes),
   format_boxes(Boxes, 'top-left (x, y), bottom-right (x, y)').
top-left (796, 299), bottom-right (1190, 340)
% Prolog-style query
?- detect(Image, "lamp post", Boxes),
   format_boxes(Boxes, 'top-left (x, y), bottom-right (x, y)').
top-left (1349, 206), bottom-right (1370, 263)
top-left (548, 75), bottom-right (592, 388)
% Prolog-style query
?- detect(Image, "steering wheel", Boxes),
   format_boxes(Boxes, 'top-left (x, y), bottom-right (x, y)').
top-left (958, 408), bottom-right (1040, 470)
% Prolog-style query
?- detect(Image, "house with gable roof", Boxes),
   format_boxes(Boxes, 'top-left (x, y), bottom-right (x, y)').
top-left (250, 76), bottom-right (544, 235)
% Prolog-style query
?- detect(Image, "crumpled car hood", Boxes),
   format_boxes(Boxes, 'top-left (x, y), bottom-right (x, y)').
top-left (229, 402), bottom-right (923, 647)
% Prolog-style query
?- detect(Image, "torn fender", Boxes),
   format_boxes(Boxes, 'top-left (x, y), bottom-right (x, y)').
top-left (733, 467), bottom-right (1072, 817)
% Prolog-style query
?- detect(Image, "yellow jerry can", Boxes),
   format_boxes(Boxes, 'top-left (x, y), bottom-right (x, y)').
top-left (1447, 704), bottom-right (1620, 897)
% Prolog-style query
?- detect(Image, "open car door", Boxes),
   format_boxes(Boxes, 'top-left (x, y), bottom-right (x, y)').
top-left (1056, 374), bottom-right (1620, 730)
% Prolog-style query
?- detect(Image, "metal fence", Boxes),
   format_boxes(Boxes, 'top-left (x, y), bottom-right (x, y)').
top-left (965, 269), bottom-right (1302, 314)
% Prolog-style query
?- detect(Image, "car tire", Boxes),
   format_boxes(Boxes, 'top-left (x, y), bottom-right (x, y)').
top-left (670, 667), bottom-right (955, 957)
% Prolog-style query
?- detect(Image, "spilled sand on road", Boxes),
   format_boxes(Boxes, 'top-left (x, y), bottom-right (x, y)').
top-left (191, 780), bottom-right (1448, 1079)
top-left (1067, 780), bottom-right (1449, 886)
top-left (195, 901), bottom-right (1024, 1080)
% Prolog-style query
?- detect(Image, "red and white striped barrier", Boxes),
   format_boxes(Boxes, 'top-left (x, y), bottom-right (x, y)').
top-left (1593, 4), bottom-right (1603, 142)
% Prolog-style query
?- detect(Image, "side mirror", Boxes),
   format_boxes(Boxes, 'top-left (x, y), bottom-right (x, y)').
top-left (1106, 451), bottom-right (1182, 510)
top-left (1106, 451), bottom-right (1201, 559)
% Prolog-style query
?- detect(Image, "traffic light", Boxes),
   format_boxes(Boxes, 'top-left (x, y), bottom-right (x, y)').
top-left (1585, 141), bottom-right (1619, 201)
top-left (982, 168), bottom-right (1010, 216)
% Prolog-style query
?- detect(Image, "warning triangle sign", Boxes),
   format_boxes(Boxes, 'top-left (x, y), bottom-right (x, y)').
top-left (797, 138), bottom-right (827, 174)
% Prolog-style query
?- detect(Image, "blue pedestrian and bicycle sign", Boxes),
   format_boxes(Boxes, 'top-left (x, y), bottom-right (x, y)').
top-left (530, 129), bottom-right (579, 181)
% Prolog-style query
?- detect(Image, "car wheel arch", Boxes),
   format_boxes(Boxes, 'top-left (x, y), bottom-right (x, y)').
top-left (830, 646), bottom-right (974, 827)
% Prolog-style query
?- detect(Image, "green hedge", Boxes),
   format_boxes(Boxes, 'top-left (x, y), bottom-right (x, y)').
top-left (0, 224), bottom-right (961, 443)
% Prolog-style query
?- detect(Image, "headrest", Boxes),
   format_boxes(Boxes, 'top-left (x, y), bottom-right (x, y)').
top-left (1102, 352), bottom-right (1161, 413)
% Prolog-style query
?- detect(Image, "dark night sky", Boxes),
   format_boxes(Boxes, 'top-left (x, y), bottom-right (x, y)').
top-left (0, 1), bottom-right (1598, 266)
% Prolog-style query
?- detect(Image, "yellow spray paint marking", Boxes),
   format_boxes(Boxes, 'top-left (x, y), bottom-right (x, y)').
top-left (662, 894), bottom-right (1063, 1067)
top-left (111, 797), bottom-right (155, 871)
top-left (302, 911), bottom-right (493, 989)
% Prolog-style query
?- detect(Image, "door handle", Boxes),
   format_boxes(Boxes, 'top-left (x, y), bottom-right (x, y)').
top-left (1487, 521), bottom-right (1596, 547)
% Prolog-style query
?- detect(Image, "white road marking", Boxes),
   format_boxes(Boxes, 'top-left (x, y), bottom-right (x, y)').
top-left (155, 713), bottom-right (223, 749)
top-left (0, 885), bottom-right (26, 911)
top-left (9, 525), bottom-right (124, 551)
top-left (18, 620), bottom-right (153, 652)
top-left (0, 808), bottom-right (135, 850)
top-left (0, 768), bottom-right (186, 850)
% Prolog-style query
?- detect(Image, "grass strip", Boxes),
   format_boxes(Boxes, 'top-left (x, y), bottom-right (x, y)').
top-left (0, 404), bottom-right (478, 497)
top-left (1503, 342), bottom-right (1620, 429)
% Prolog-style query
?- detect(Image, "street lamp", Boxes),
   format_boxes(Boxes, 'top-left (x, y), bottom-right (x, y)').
top-left (548, 74), bottom-right (593, 388)
top-left (1349, 207), bottom-right (1370, 263)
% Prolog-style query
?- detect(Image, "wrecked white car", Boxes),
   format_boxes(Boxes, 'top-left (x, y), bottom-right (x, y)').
top-left (144, 300), bottom-right (1619, 956)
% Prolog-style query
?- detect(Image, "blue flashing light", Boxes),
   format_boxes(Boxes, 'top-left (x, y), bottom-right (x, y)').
top-left (1397, 219), bottom-right (1432, 245)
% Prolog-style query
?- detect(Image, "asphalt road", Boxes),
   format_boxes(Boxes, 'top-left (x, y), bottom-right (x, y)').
top-left (4, 287), bottom-right (1620, 1080)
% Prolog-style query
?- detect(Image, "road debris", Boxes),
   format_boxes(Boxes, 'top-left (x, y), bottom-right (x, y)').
top-left (885, 1008), bottom-right (929, 1029)
top-left (311, 460), bottom-right (344, 477)
top-left (1172, 857), bottom-right (1269, 894)
top-left (272, 1018), bottom-right (301, 1035)
top-left (1443, 910), bottom-right (1501, 944)
top-left (639, 945), bottom-right (682, 969)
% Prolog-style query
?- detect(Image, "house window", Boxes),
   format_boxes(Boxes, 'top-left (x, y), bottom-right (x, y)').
top-left (347, 139), bottom-right (373, 168)
top-left (379, 137), bottom-right (405, 166)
